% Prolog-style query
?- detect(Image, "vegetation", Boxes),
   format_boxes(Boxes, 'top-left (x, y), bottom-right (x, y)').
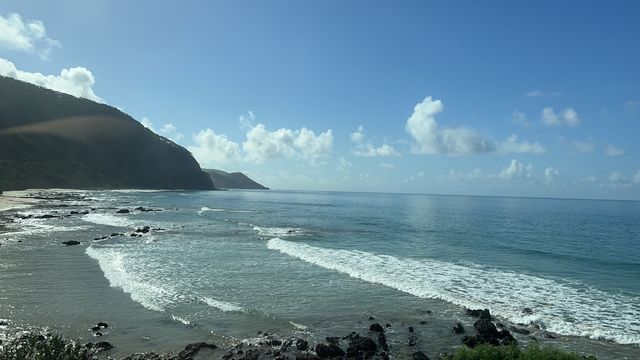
top-left (204, 168), bottom-right (269, 189)
top-left (0, 76), bottom-right (214, 191)
top-left (0, 333), bottom-right (89, 360)
top-left (444, 343), bottom-right (597, 360)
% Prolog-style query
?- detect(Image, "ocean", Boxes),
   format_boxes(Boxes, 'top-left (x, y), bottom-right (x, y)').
top-left (1, 189), bottom-right (639, 359)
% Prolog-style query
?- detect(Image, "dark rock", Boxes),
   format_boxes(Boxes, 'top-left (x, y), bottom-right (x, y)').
top-left (315, 343), bottom-right (344, 359)
top-left (497, 329), bottom-right (517, 345)
top-left (346, 336), bottom-right (376, 357)
top-left (295, 338), bottom-right (309, 351)
top-left (412, 351), bottom-right (430, 360)
top-left (70, 211), bottom-right (79, 215)
top-left (452, 322), bottom-right (465, 334)
top-left (111, 232), bottom-right (122, 237)
top-left (509, 326), bottom-right (530, 335)
top-left (461, 335), bottom-right (481, 348)
top-left (94, 341), bottom-right (114, 352)
top-left (419, 320), bottom-right (428, 325)
top-left (94, 235), bottom-right (109, 240)
top-left (61, 240), bottom-right (80, 246)
top-left (378, 333), bottom-right (389, 352)
top-left (369, 323), bottom-right (384, 333)
top-left (97, 322), bottom-right (109, 328)
top-left (34, 214), bottom-right (56, 219)
top-left (326, 337), bottom-right (340, 345)
top-left (136, 226), bottom-right (151, 233)
top-left (408, 326), bottom-right (414, 333)
top-left (496, 322), bottom-right (505, 328)
top-left (466, 308), bottom-right (491, 319)
top-left (385, 323), bottom-right (391, 328)
top-left (91, 326), bottom-right (101, 331)
top-left (408, 333), bottom-right (417, 347)
top-left (473, 318), bottom-right (498, 338)
top-left (368, 316), bottom-right (375, 320)
top-left (0, 320), bottom-right (8, 326)
top-left (522, 307), bottom-right (533, 315)
top-left (543, 332), bottom-right (556, 339)
top-left (479, 309), bottom-right (491, 320)
top-left (116, 209), bottom-right (130, 214)
top-left (95, 332), bottom-right (103, 337)
top-left (177, 342), bottom-right (218, 360)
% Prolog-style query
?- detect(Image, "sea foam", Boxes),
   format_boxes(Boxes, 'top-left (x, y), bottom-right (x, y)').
top-left (267, 238), bottom-right (640, 345)
top-left (201, 297), bottom-right (246, 313)
top-left (253, 226), bottom-right (304, 237)
top-left (86, 246), bottom-right (175, 312)
top-left (82, 213), bottom-right (134, 227)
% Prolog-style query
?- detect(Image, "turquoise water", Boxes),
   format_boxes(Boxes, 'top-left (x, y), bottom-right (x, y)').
top-left (1, 190), bottom-right (639, 358)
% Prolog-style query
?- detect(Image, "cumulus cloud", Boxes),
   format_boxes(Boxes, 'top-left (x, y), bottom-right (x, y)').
top-left (0, 58), bottom-right (102, 102)
top-left (188, 129), bottom-right (241, 167)
top-left (336, 157), bottom-right (353, 172)
top-left (572, 140), bottom-right (594, 153)
top-left (609, 171), bottom-right (624, 183)
top-left (350, 125), bottom-right (400, 157)
top-left (159, 123), bottom-right (184, 141)
top-left (605, 144), bottom-right (625, 157)
top-left (608, 170), bottom-right (640, 187)
top-left (634, 170), bottom-right (640, 184)
top-left (0, 13), bottom-right (61, 60)
top-left (544, 166), bottom-right (560, 183)
top-left (540, 106), bottom-right (580, 127)
top-left (497, 134), bottom-right (545, 154)
top-left (242, 123), bottom-right (333, 163)
top-left (140, 118), bottom-right (184, 142)
top-left (405, 97), bottom-right (494, 155)
top-left (350, 125), bottom-right (365, 143)
top-left (499, 159), bottom-right (533, 180)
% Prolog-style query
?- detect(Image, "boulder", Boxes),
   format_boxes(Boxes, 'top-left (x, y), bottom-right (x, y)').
top-left (473, 318), bottom-right (498, 338)
top-left (94, 341), bottom-right (114, 352)
top-left (116, 209), bottom-right (130, 214)
top-left (369, 323), bottom-right (385, 333)
top-left (452, 322), bottom-right (465, 334)
top-left (315, 343), bottom-right (344, 359)
top-left (295, 338), bottom-right (309, 351)
top-left (412, 351), bottom-right (430, 360)
top-left (177, 342), bottom-right (217, 360)
top-left (61, 240), bottom-right (80, 246)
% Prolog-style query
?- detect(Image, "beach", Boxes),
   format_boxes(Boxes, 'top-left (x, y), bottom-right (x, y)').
top-left (1, 190), bottom-right (639, 359)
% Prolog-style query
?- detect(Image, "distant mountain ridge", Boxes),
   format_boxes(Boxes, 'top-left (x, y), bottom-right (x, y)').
top-left (0, 75), bottom-right (214, 190)
top-left (204, 169), bottom-right (268, 190)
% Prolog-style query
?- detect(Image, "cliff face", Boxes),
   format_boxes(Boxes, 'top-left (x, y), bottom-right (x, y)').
top-left (204, 169), bottom-right (269, 190)
top-left (0, 76), bottom-right (214, 190)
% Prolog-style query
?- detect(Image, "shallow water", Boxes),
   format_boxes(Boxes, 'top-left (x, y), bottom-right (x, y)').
top-left (1, 190), bottom-right (639, 359)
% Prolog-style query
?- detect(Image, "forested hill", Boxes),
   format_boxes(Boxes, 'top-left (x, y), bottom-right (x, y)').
top-left (204, 169), bottom-right (269, 190)
top-left (0, 76), bottom-right (214, 190)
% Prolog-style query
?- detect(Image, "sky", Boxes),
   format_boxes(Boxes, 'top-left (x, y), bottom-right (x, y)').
top-left (1, 1), bottom-right (639, 199)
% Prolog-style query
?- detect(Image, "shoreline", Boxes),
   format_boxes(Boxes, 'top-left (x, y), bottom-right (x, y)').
top-left (0, 190), bottom-right (637, 359)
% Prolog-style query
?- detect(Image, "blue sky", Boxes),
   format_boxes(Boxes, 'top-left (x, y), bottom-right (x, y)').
top-left (1, 1), bottom-right (639, 199)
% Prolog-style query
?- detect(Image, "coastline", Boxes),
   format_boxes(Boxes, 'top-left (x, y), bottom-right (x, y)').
top-left (0, 191), bottom-right (37, 212)
top-left (0, 190), bottom-right (638, 359)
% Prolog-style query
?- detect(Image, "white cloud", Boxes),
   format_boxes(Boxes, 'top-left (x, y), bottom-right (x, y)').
top-left (572, 140), bottom-right (594, 153)
top-left (242, 123), bottom-right (333, 163)
top-left (544, 166), bottom-right (560, 183)
top-left (379, 163), bottom-right (395, 169)
top-left (140, 118), bottom-right (184, 142)
top-left (350, 125), bottom-right (400, 157)
top-left (499, 159), bottom-right (533, 180)
top-left (581, 174), bottom-right (596, 182)
top-left (512, 111), bottom-right (532, 127)
top-left (0, 58), bottom-right (102, 102)
top-left (605, 144), bottom-right (624, 157)
top-left (353, 143), bottom-right (400, 157)
top-left (634, 170), bottom-right (640, 184)
top-left (188, 129), bottom-right (241, 167)
top-left (350, 125), bottom-right (365, 143)
top-left (497, 134), bottom-right (545, 154)
top-left (525, 90), bottom-right (561, 98)
top-left (608, 171), bottom-right (624, 183)
top-left (406, 96), bottom-right (494, 155)
top-left (540, 106), bottom-right (580, 127)
top-left (337, 157), bottom-right (352, 172)
top-left (159, 123), bottom-right (184, 141)
top-left (0, 13), bottom-right (60, 60)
